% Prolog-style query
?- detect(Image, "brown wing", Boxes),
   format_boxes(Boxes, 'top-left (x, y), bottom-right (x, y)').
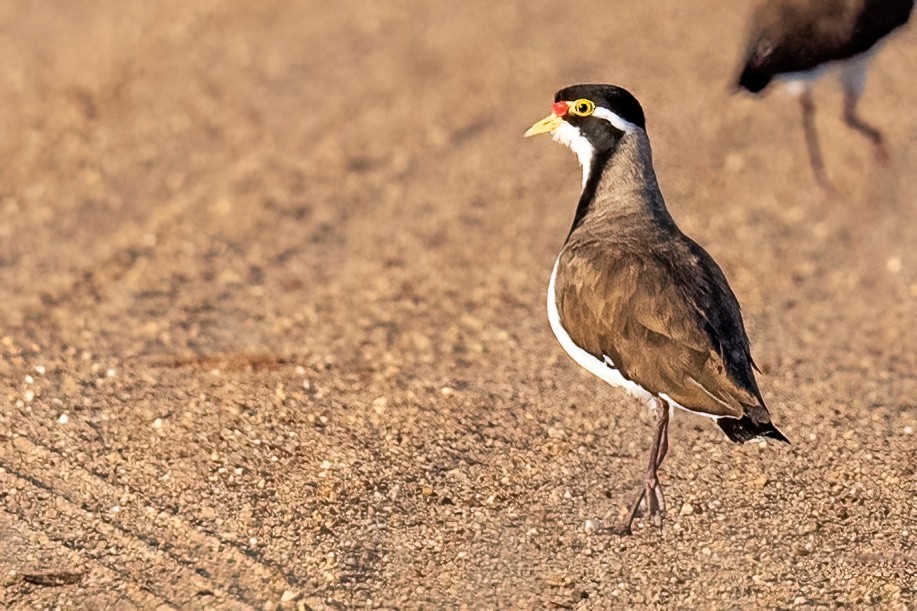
top-left (554, 243), bottom-right (762, 419)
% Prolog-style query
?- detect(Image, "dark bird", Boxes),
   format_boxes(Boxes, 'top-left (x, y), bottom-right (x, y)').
top-left (736, 0), bottom-right (914, 187)
top-left (525, 84), bottom-right (788, 534)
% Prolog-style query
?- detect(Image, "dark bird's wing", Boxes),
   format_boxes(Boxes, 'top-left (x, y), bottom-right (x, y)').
top-left (554, 240), bottom-right (787, 443)
top-left (737, 0), bottom-right (914, 92)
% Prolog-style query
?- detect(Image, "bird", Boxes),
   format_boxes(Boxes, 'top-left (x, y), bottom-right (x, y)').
top-left (524, 84), bottom-right (788, 534)
top-left (736, 0), bottom-right (914, 187)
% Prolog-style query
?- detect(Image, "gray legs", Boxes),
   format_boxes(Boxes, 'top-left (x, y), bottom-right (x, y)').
top-left (798, 89), bottom-right (830, 188)
top-left (839, 53), bottom-right (887, 158)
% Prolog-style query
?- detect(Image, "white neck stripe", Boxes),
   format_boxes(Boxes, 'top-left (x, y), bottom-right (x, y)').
top-left (593, 107), bottom-right (638, 133)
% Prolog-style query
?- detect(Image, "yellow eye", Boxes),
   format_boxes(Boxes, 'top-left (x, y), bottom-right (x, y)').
top-left (570, 99), bottom-right (595, 117)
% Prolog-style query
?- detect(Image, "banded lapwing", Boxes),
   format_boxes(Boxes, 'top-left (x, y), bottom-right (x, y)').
top-left (525, 84), bottom-right (788, 534)
top-left (736, 0), bottom-right (914, 186)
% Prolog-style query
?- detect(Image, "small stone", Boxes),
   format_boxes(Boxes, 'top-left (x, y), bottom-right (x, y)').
top-left (583, 519), bottom-right (596, 533)
top-left (904, 426), bottom-right (914, 435)
top-left (35, 365), bottom-right (46, 375)
top-left (886, 257), bottom-right (902, 273)
top-left (24, 375), bottom-right (34, 384)
top-left (152, 418), bottom-right (163, 429)
top-left (799, 521), bottom-right (817, 534)
top-left (58, 413), bottom-right (69, 424)
top-left (106, 368), bottom-right (116, 378)
top-left (23, 389), bottom-right (34, 402)
top-left (320, 460), bottom-right (332, 470)
top-left (440, 386), bottom-right (455, 396)
top-left (701, 547), bottom-right (712, 556)
top-left (280, 590), bottom-right (299, 602)
top-left (679, 502), bottom-right (695, 516)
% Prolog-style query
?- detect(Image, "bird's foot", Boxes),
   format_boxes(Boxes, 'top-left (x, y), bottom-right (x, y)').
top-left (611, 481), bottom-right (665, 536)
top-left (638, 481), bottom-right (665, 527)
top-left (872, 138), bottom-right (889, 163)
top-left (808, 177), bottom-right (837, 203)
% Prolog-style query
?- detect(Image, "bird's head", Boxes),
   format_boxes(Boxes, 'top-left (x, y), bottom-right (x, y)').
top-left (524, 84), bottom-right (646, 176)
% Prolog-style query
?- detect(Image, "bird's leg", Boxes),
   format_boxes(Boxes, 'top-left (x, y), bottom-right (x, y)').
top-left (614, 398), bottom-right (669, 535)
top-left (842, 89), bottom-right (887, 160)
top-left (798, 89), bottom-right (830, 189)
top-left (839, 55), bottom-right (887, 160)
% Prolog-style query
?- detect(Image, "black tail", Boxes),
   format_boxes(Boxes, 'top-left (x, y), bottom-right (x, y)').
top-left (718, 415), bottom-right (789, 444)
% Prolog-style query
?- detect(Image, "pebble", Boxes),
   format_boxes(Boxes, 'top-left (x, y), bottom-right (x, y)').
top-left (280, 590), bottom-right (299, 602)
top-left (583, 519), bottom-right (596, 533)
top-left (152, 418), bottom-right (164, 429)
top-left (680, 503), bottom-right (695, 516)
top-left (58, 413), bottom-right (69, 424)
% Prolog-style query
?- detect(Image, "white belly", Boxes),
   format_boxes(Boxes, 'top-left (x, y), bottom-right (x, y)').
top-left (780, 49), bottom-right (875, 96)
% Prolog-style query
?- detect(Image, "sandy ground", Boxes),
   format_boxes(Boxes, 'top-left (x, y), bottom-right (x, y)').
top-left (0, 1), bottom-right (915, 609)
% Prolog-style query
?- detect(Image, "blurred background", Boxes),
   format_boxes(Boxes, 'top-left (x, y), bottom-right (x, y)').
top-left (0, 1), bottom-right (914, 608)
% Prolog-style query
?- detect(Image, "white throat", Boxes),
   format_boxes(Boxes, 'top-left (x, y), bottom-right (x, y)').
top-left (551, 122), bottom-right (594, 189)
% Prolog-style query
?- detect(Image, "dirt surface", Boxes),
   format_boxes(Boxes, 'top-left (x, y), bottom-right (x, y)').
top-left (0, 1), bottom-right (915, 609)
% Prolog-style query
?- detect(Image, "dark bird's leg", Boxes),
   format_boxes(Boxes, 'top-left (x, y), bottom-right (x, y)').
top-left (798, 89), bottom-right (830, 189)
top-left (839, 56), bottom-right (887, 160)
top-left (842, 89), bottom-right (887, 160)
top-left (614, 398), bottom-right (669, 535)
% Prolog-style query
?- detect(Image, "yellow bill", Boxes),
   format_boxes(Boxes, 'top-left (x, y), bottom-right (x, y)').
top-left (524, 113), bottom-right (564, 138)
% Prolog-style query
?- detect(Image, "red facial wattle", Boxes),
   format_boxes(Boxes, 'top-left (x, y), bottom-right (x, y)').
top-left (552, 101), bottom-right (569, 117)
